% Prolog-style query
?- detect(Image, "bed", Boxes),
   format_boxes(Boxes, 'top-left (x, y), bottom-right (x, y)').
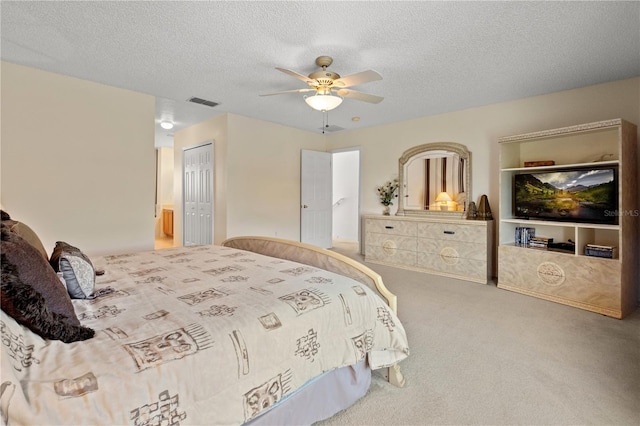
top-left (1, 222), bottom-right (409, 426)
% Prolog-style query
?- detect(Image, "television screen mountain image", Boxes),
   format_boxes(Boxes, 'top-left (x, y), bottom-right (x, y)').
top-left (514, 167), bottom-right (618, 224)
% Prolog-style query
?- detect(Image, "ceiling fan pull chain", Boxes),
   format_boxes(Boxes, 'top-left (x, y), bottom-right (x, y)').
top-left (322, 110), bottom-right (327, 134)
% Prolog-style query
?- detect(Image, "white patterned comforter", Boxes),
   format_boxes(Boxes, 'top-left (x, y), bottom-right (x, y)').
top-left (1, 244), bottom-right (409, 425)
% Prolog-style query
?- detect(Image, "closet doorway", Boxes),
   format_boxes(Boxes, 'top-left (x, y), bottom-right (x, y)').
top-left (155, 147), bottom-right (175, 249)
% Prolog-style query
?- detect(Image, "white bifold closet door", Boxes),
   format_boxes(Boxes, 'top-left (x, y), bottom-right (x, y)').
top-left (183, 142), bottom-right (213, 246)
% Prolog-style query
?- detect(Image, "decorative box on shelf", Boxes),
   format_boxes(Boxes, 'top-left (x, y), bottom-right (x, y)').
top-left (524, 160), bottom-right (555, 167)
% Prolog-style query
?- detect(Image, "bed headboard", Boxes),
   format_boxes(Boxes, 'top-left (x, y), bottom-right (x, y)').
top-left (221, 236), bottom-right (398, 314)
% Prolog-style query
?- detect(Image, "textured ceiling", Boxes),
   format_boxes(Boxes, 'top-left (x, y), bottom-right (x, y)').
top-left (2, 1), bottom-right (639, 148)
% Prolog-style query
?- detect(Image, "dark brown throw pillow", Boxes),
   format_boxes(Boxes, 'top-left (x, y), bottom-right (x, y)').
top-left (0, 210), bottom-right (49, 259)
top-left (0, 224), bottom-right (81, 326)
top-left (1, 253), bottom-right (94, 343)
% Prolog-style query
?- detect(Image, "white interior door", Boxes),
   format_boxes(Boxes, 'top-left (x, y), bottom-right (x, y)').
top-left (183, 142), bottom-right (213, 246)
top-left (300, 149), bottom-right (332, 248)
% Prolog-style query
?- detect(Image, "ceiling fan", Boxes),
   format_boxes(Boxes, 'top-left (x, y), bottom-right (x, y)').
top-left (260, 56), bottom-right (383, 111)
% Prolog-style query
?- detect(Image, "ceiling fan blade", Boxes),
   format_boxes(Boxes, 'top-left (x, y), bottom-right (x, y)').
top-left (260, 88), bottom-right (316, 96)
top-left (275, 67), bottom-right (317, 85)
top-left (335, 89), bottom-right (384, 104)
top-left (333, 70), bottom-right (382, 87)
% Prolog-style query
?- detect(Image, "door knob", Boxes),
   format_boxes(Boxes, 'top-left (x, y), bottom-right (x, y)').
top-left (302, 205), bottom-right (308, 208)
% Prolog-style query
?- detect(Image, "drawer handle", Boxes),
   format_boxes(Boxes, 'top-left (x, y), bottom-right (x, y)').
top-left (385, 226), bottom-right (394, 229)
top-left (444, 230), bottom-right (455, 235)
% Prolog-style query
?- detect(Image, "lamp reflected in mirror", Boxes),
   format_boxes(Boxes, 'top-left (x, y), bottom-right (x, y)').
top-left (435, 192), bottom-right (452, 211)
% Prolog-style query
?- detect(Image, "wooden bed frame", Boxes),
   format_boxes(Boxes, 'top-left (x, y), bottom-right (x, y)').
top-left (221, 236), bottom-right (406, 387)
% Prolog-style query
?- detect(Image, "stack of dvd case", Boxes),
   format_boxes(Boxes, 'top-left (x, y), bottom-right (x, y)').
top-left (529, 236), bottom-right (553, 248)
top-left (515, 227), bottom-right (535, 246)
top-left (585, 244), bottom-right (618, 259)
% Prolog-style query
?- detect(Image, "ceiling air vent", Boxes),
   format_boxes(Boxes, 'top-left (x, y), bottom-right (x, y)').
top-left (187, 97), bottom-right (219, 108)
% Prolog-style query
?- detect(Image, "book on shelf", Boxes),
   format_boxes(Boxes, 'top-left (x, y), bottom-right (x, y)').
top-left (528, 242), bottom-right (548, 249)
top-left (530, 236), bottom-right (553, 242)
top-left (529, 236), bottom-right (553, 246)
top-left (514, 227), bottom-right (535, 246)
top-left (585, 243), bottom-right (616, 250)
top-left (585, 244), bottom-right (618, 259)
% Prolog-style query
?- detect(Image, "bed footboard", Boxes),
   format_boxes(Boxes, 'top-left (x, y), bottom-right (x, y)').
top-left (221, 236), bottom-right (405, 388)
top-left (221, 236), bottom-right (397, 313)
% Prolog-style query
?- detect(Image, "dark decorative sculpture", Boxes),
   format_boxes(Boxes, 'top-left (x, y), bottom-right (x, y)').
top-left (466, 201), bottom-right (478, 220)
top-left (477, 195), bottom-right (493, 220)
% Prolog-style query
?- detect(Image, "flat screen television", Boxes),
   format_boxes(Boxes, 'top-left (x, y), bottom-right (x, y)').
top-left (513, 166), bottom-right (618, 225)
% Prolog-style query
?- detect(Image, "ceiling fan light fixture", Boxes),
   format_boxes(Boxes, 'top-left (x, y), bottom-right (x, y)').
top-left (304, 93), bottom-right (343, 111)
top-left (160, 121), bottom-right (174, 130)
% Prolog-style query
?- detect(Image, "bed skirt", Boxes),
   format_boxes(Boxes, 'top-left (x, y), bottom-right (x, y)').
top-left (247, 359), bottom-right (371, 425)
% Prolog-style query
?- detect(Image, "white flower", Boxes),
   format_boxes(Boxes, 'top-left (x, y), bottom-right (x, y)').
top-left (377, 178), bottom-right (399, 206)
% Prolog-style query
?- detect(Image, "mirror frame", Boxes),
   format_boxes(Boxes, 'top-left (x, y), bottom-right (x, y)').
top-left (396, 142), bottom-right (471, 218)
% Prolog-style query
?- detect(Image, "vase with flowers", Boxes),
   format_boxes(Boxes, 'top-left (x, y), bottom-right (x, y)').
top-left (377, 178), bottom-right (399, 215)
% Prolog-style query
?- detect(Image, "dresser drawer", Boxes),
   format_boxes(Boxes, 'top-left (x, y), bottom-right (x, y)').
top-left (417, 252), bottom-right (487, 281)
top-left (365, 244), bottom-right (417, 267)
top-left (362, 215), bottom-right (492, 284)
top-left (417, 238), bottom-right (487, 262)
top-left (417, 222), bottom-right (486, 243)
top-left (365, 232), bottom-right (417, 252)
top-left (365, 218), bottom-right (417, 237)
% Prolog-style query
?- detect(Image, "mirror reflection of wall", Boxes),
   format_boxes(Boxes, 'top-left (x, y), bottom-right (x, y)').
top-left (405, 152), bottom-right (466, 211)
top-left (398, 142), bottom-right (470, 217)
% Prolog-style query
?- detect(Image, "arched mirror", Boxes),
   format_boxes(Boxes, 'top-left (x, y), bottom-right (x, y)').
top-left (396, 142), bottom-right (471, 217)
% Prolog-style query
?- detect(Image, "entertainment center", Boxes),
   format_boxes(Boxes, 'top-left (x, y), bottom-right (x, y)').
top-left (497, 119), bottom-right (638, 319)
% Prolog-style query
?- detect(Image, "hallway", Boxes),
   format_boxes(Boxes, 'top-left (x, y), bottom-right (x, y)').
top-left (155, 236), bottom-right (173, 250)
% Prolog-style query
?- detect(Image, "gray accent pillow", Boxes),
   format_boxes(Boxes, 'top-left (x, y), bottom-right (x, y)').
top-left (50, 241), bottom-right (96, 299)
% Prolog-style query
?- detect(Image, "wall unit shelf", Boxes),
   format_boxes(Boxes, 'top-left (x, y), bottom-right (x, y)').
top-left (501, 160), bottom-right (619, 173)
top-left (497, 118), bottom-right (638, 318)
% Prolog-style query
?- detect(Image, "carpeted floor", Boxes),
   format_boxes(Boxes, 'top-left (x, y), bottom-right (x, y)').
top-left (320, 242), bottom-right (640, 425)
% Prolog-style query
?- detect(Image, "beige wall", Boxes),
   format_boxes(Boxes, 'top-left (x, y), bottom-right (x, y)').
top-left (1, 61), bottom-right (156, 257)
top-left (326, 77), bottom-right (640, 218)
top-left (226, 114), bottom-right (325, 240)
top-left (327, 76), bottom-right (639, 295)
top-left (173, 113), bottom-right (325, 245)
top-left (2, 59), bottom-right (637, 273)
top-left (173, 114), bottom-right (228, 246)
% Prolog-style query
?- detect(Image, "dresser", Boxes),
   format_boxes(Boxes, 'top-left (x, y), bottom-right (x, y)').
top-left (364, 215), bottom-right (493, 284)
